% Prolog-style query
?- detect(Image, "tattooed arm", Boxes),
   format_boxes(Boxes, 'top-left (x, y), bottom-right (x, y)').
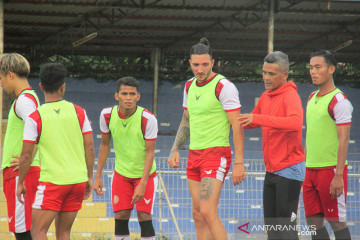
top-left (168, 110), bottom-right (190, 168)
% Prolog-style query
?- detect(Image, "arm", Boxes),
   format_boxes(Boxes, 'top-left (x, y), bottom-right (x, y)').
top-left (132, 140), bottom-right (156, 204)
top-left (227, 110), bottom-right (245, 185)
top-left (16, 142), bottom-right (35, 204)
top-left (239, 97), bottom-right (262, 129)
top-left (94, 134), bottom-right (111, 196)
top-left (83, 133), bottom-right (95, 200)
top-left (329, 125), bottom-right (351, 199)
top-left (168, 110), bottom-right (190, 168)
top-left (241, 92), bottom-right (303, 130)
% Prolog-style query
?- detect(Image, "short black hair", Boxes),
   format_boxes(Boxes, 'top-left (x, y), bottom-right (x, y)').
top-left (39, 63), bottom-right (67, 93)
top-left (190, 37), bottom-right (212, 59)
top-left (116, 76), bottom-right (139, 93)
top-left (310, 50), bottom-right (337, 68)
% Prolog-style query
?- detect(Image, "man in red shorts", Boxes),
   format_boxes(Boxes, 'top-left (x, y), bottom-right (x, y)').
top-left (16, 63), bottom-right (95, 239)
top-left (168, 38), bottom-right (245, 240)
top-left (94, 77), bottom-right (158, 240)
top-left (304, 50), bottom-right (353, 240)
top-left (0, 53), bottom-right (40, 240)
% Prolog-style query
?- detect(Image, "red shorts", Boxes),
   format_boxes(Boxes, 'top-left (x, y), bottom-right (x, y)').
top-left (32, 182), bottom-right (86, 212)
top-left (112, 171), bottom-right (158, 214)
top-left (187, 147), bottom-right (231, 182)
top-left (303, 166), bottom-right (348, 222)
top-left (2, 166), bottom-right (40, 233)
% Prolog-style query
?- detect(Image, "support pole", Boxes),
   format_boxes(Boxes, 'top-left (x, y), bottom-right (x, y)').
top-left (159, 174), bottom-right (183, 240)
top-left (158, 172), bottom-right (163, 238)
top-left (0, 0), bottom-right (4, 160)
top-left (152, 48), bottom-right (160, 117)
top-left (268, 0), bottom-right (275, 54)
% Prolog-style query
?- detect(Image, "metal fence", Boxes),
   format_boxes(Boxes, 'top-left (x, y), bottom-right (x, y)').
top-left (1, 157), bottom-right (359, 240)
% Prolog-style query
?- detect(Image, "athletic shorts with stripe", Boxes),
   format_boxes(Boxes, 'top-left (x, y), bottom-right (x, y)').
top-left (187, 147), bottom-right (231, 182)
top-left (33, 182), bottom-right (86, 211)
top-left (303, 166), bottom-right (348, 222)
top-left (112, 171), bottom-right (158, 214)
top-left (2, 166), bottom-right (40, 233)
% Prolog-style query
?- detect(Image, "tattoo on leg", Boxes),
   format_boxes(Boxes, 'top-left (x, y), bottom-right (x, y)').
top-left (200, 177), bottom-right (213, 200)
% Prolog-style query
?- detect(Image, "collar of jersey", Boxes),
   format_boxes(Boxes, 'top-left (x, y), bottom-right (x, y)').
top-left (118, 106), bottom-right (137, 119)
top-left (196, 73), bottom-right (218, 87)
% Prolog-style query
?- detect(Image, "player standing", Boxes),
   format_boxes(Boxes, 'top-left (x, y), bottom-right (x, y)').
top-left (168, 38), bottom-right (245, 240)
top-left (303, 50), bottom-right (353, 240)
top-left (94, 77), bottom-right (158, 240)
top-left (16, 62), bottom-right (95, 239)
top-left (0, 53), bottom-right (40, 240)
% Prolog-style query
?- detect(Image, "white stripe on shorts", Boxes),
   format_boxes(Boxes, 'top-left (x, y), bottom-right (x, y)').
top-left (216, 157), bottom-right (227, 181)
top-left (32, 184), bottom-right (46, 209)
top-left (334, 169), bottom-right (347, 222)
top-left (14, 176), bottom-right (26, 233)
top-left (151, 176), bottom-right (158, 215)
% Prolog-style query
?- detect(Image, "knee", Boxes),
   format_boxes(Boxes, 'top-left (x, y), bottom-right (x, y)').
top-left (192, 207), bottom-right (203, 222)
top-left (330, 221), bottom-right (348, 232)
top-left (199, 208), bottom-right (217, 223)
top-left (115, 210), bottom-right (131, 219)
top-left (30, 225), bottom-right (44, 236)
top-left (306, 214), bottom-right (325, 229)
top-left (276, 209), bottom-right (296, 223)
top-left (137, 211), bottom-right (152, 222)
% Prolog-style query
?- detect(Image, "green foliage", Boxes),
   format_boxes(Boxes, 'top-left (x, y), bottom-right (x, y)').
top-left (24, 54), bottom-right (360, 85)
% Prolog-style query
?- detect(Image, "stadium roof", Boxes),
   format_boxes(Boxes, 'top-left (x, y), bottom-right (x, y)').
top-left (4, 0), bottom-right (360, 63)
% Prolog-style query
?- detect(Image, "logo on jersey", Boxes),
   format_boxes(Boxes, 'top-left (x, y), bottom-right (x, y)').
top-left (53, 108), bottom-right (60, 114)
top-left (204, 170), bottom-right (212, 175)
top-left (315, 96), bottom-right (319, 104)
top-left (144, 198), bottom-right (151, 204)
top-left (122, 123), bottom-right (128, 127)
top-left (114, 195), bottom-right (119, 204)
top-left (8, 216), bottom-right (13, 223)
top-left (195, 95), bottom-right (201, 100)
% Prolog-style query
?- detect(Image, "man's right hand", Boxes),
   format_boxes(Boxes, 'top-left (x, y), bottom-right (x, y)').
top-left (168, 151), bottom-right (180, 168)
top-left (84, 178), bottom-right (93, 200)
top-left (93, 175), bottom-right (104, 196)
top-left (17, 182), bottom-right (26, 205)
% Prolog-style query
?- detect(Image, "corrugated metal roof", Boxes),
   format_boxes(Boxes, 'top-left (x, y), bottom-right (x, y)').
top-left (3, 0), bottom-right (360, 62)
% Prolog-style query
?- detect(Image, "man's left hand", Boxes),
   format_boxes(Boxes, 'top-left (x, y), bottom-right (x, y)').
top-left (10, 155), bottom-right (20, 171)
top-left (132, 182), bottom-right (146, 204)
top-left (232, 164), bottom-right (245, 186)
top-left (330, 174), bottom-right (344, 199)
